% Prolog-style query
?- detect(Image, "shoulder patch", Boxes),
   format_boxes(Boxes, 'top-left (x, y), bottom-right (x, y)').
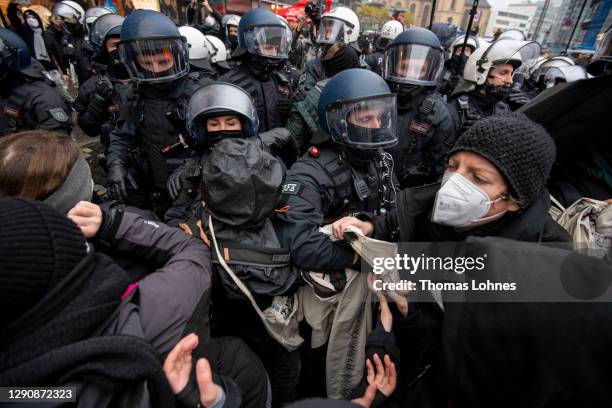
top-left (281, 182), bottom-right (302, 195)
top-left (48, 107), bottom-right (69, 122)
top-left (3, 104), bottom-right (20, 118)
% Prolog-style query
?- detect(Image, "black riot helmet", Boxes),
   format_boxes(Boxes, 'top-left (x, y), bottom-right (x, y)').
top-left (0, 28), bottom-right (31, 79)
top-left (383, 28), bottom-right (445, 92)
top-left (318, 68), bottom-right (398, 150)
top-left (118, 10), bottom-right (189, 83)
top-left (238, 8), bottom-right (291, 61)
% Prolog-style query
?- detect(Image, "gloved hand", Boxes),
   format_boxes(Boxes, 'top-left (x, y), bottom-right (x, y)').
top-left (63, 43), bottom-right (76, 57)
top-left (461, 113), bottom-right (481, 133)
top-left (507, 89), bottom-right (531, 106)
top-left (107, 164), bottom-right (128, 202)
top-left (167, 160), bottom-right (202, 201)
top-left (94, 79), bottom-right (113, 103)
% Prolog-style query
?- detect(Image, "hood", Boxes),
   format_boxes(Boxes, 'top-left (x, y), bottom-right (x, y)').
top-left (202, 138), bottom-right (284, 228)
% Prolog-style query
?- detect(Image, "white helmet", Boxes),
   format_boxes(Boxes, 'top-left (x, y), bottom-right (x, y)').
top-left (497, 29), bottom-right (526, 41)
top-left (380, 20), bottom-right (403, 40)
top-left (450, 35), bottom-right (479, 53)
top-left (204, 35), bottom-right (230, 68)
top-left (316, 7), bottom-right (360, 45)
top-left (463, 39), bottom-right (540, 85)
top-left (530, 55), bottom-right (575, 82)
top-left (179, 26), bottom-right (210, 68)
top-left (84, 7), bottom-right (114, 33)
top-left (53, 0), bottom-right (85, 24)
top-left (222, 14), bottom-right (241, 28)
top-left (543, 65), bottom-right (588, 88)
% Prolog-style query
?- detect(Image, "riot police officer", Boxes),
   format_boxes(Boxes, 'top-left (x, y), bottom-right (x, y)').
top-left (50, 1), bottom-right (92, 83)
top-left (218, 8), bottom-right (303, 131)
top-left (365, 20), bottom-right (403, 76)
top-left (304, 6), bottom-right (363, 91)
top-left (383, 28), bottom-right (457, 188)
top-left (0, 28), bottom-right (73, 137)
top-left (439, 34), bottom-right (479, 96)
top-left (106, 10), bottom-right (213, 214)
top-left (165, 82), bottom-right (297, 224)
top-left (221, 14), bottom-right (241, 55)
top-left (74, 14), bottom-right (130, 151)
top-left (274, 68), bottom-right (398, 278)
top-left (447, 39), bottom-right (540, 134)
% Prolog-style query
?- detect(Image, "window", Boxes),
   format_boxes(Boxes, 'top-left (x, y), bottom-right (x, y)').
top-left (519, 23), bottom-right (526, 27)
top-left (450, 0), bottom-right (456, 10)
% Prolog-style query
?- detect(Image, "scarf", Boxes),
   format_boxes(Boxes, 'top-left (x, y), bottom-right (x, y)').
top-left (31, 27), bottom-right (51, 62)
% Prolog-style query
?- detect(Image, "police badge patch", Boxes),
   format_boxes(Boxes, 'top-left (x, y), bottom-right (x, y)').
top-left (3, 105), bottom-right (20, 118)
top-left (408, 119), bottom-right (430, 136)
top-left (48, 108), bottom-right (69, 122)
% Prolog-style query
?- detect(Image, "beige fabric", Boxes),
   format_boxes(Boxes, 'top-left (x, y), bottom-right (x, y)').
top-left (556, 198), bottom-right (612, 258)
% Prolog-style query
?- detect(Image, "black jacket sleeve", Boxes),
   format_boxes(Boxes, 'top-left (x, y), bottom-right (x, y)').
top-left (74, 76), bottom-right (108, 137)
top-left (273, 158), bottom-right (356, 273)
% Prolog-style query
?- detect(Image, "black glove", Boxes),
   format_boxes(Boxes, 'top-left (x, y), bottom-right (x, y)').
top-left (167, 160), bottom-right (202, 201)
top-left (258, 127), bottom-right (298, 167)
top-left (94, 79), bottom-right (113, 103)
top-left (507, 89), bottom-right (531, 106)
top-left (107, 164), bottom-right (128, 202)
top-left (63, 43), bottom-right (76, 57)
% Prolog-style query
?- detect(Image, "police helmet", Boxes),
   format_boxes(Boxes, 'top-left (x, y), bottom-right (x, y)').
top-left (53, 1), bottom-right (85, 24)
top-left (89, 14), bottom-right (125, 55)
top-left (463, 39), bottom-right (540, 85)
top-left (0, 28), bottom-right (31, 75)
top-left (84, 6), bottom-right (114, 33)
top-left (383, 28), bottom-right (445, 87)
top-left (179, 26), bottom-right (211, 70)
top-left (118, 10), bottom-right (189, 83)
top-left (316, 7), bottom-right (360, 45)
top-left (186, 83), bottom-right (259, 144)
top-left (318, 68), bottom-right (398, 149)
top-left (238, 8), bottom-right (291, 60)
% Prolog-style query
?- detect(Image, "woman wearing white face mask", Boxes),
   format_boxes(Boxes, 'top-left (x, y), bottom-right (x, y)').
top-left (22, 9), bottom-right (53, 69)
top-left (332, 112), bottom-right (570, 244)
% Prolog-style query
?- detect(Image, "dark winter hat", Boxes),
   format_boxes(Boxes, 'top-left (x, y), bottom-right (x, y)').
top-left (449, 113), bottom-right (556, 208)
top-left (322, 42), bottom-right (360, 78)
top-left (0, 198), bottom-right (87, 328)
top-left (202, 138), bottom-right (285, 228)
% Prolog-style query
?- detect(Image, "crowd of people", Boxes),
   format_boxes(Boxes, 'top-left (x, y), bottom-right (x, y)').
top-left (1, 0), bottom-right (612, 407)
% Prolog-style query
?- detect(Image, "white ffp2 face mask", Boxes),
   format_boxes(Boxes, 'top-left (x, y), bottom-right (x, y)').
top-left (432, 172), bottom-right (507, 228)
top-left (26, 17), bottom-right (40, 28)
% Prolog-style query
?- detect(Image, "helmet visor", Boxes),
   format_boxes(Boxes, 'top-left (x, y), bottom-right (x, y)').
top-left (243, 25), bottom-right (290, 59)
top-left (119, 38), bottom-right (189, 83)
top-left (484, 40), bottom-right (541, 76)
top-left (384, 44), bottom-right (444, 86)
top-left (543, 66), bottom-right (588, 87)
top-left (187, 83), bottom-right (259, 142)
top-left (52, 3), bottom-right (82, 21)
top-left (317, 18), bottom-right (345, 44)
top-left (325, 95), bottom-right (398, 149)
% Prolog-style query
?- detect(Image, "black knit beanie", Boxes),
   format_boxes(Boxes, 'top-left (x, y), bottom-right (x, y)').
top-left (0, 198), bottom-right (87, 328)
top-left (322, 42), bottom-right (360, 78)
top-left (449, 113), bottom-right (556, 208)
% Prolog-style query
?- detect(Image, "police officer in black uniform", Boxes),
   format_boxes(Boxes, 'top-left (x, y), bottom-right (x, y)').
top-left (448, 39), bottom-right (540, 134)
top-left (50, 1), bottom-right (92, 83)
top-left (274, 68), bottom-right (398, 280)
top-left (105, 10), bottom-right (212, 214)
top-left (74, 14), bottom-right (129, 151)
top-left (0, 28), bottom-right (73, 137)
top-left (383, 28), bottom-right (457, 189)
top-left (219, 8), bottom-right (303, 131)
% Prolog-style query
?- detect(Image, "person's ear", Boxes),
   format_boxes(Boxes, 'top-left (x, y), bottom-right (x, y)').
top-left (503, 195), bottom-right (521, 213)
